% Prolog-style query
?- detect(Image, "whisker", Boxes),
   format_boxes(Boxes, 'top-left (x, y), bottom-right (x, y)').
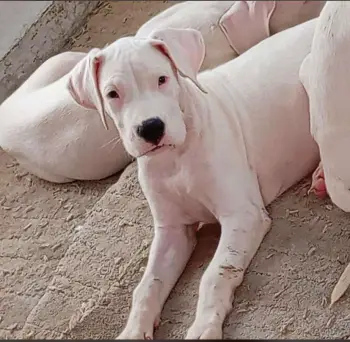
top-left (100, 136), bottom-right (121, 149)
top-left (100, 136), bottom-right (135, 163)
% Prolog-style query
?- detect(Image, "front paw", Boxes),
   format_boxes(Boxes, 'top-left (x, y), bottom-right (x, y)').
top-left (116, 326), bottom-right (153, 340)
top-left (185, 320), bottom-right (223, 340)
top-left (116, 330), bottom-right (152, 340)
top-left (116, 316), bottom-right (160, 340)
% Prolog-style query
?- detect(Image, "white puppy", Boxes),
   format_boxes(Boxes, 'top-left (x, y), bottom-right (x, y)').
top-left (299, 1), bottom-right (350, 305)
top-left (0, 0), bottom-right (324, 183)
top-left (67, 19), bottom-right (319, 338)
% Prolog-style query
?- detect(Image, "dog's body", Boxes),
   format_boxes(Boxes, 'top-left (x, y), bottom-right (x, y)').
top-left (0, 52), bottom-right (132, 183)
top-left (137, 1), bottom-right (325, 70)
top-left (137, 1), bottom-right (237, 71)
top-left (0, 1), bottom-right (324, 183)
top-left (300, 1), bottom-right (350, 212)
top-left (299, 2), bottom-right (350, 305)
top-left (67, 19), bottom-right (319, 339)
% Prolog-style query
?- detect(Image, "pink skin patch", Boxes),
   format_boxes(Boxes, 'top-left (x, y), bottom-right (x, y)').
top-left (308, 163), bottom-right (328, 199)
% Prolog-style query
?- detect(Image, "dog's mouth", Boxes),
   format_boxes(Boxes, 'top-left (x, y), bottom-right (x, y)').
top-left (137, 144), bottom-right (175, 158)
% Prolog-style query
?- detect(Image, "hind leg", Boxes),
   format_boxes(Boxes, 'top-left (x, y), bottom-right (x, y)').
top-left (15, 157), bottom-right (74, 183)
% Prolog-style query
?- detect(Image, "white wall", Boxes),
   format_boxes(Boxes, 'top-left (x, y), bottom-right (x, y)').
top-left (0, 1), bottom-right (99, 104)
top-left (0, 1), bottom-right (52, 60)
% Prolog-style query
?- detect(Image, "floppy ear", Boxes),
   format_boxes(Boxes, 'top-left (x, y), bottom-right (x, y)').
top-left (66, 48), bottom-right (109, 130)
top-left (148, 28), bottom-right (207, 93)
top-left (219, 1), bottom-right (276, 55)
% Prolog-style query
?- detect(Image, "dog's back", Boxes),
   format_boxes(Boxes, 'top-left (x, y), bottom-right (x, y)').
top-left (198, 19), bottom-right (319, 205)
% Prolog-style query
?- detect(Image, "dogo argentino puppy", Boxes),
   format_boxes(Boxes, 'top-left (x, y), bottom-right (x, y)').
top-left (67, 19), bottom-right (319, 339)
top-left (299, 1), bottom-right (350, 306)
top-left (0, 0), bottom-right (324, 183)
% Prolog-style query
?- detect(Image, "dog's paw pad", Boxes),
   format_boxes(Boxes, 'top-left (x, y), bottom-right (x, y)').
top-left (309, 163), bottom-right (328, 199)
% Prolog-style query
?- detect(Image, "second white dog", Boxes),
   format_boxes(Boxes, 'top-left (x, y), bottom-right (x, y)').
top-left (300, 1), bottom-right (350, 211)
top-left (299, 1), bottom-right (350, 306)
top-left (67, 20), bottom-right (319, 339)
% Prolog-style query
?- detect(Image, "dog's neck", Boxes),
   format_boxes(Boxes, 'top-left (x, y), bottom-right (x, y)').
top-left (177, 76), bottom-right (209, 150)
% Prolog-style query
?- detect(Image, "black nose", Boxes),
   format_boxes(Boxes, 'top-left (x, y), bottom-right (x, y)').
top-left (136, 117), bottom-right (165, 145)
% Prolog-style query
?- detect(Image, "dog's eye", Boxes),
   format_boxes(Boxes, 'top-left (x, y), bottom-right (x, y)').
top-left (158, 76), bottom-right (167, 86)
top-left (107, 90), bottom-right (119, 99)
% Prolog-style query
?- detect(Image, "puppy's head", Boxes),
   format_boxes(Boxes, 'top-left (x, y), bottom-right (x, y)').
top-left (66, 28), bottom-right (206, 159)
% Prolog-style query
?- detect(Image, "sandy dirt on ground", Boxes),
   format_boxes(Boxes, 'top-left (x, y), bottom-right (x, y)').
top-left (0, 1), bottom-right (349, 340)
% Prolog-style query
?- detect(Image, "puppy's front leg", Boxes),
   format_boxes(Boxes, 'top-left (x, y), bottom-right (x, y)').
top-left (186, 206), bottom-right (271, 339)
top-left (117, 224), bottom-right (197, 340)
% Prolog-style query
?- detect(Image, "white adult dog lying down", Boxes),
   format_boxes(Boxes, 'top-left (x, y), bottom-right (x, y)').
top-left (299, 2), bottom-right (350, 306)
top-left (0, 0), bottom-right (325, 183)
top-left (67, 20), bottom-right (319, 339)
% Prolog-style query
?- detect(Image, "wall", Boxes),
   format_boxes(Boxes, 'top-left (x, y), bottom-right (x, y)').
top-left (0, 1), bottom-right (100, 104)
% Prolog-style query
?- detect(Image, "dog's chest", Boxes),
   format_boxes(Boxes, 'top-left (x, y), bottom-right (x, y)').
top-left (162, 160), bottom-right (217, 224)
